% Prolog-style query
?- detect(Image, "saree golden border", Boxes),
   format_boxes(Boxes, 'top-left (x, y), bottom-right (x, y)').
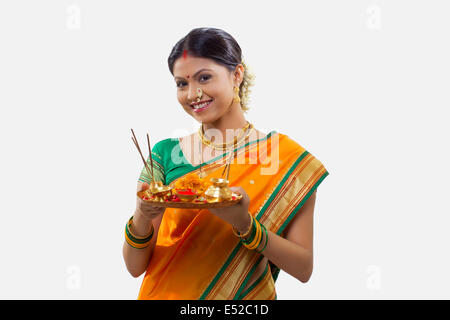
top-left (240, 262), bottom-right (276, 300)
top-left (137, 132), bottom-right (329, 300)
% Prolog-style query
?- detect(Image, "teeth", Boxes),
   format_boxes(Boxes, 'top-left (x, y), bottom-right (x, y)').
top-left (193, 100), bottom-right (211, 109)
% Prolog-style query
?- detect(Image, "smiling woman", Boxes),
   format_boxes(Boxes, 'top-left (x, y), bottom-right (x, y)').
top-left (170, 30), bottom-right (254, 119)
top-left (123, 27), bottom-right (330, 300)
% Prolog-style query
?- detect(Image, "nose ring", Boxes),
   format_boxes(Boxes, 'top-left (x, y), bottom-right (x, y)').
top-left (196, 88), bottom-right (203, 103)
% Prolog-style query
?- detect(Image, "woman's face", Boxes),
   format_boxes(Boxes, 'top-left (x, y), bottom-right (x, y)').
top-left (173, 56), bottom-right (242, 123)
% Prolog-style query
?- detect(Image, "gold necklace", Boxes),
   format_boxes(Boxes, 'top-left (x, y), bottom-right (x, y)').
top-left (199, 125), bottom-right (253, 152)
top-left (197, 125), bottom-right (253, 178)
top-left (198, 122), bottom-right (250, 149)
top-left (198, 122), bottom-right (253, 151)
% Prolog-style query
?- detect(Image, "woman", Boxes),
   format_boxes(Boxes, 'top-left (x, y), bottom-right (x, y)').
top-left (123, 27), bottom-right (329, 300)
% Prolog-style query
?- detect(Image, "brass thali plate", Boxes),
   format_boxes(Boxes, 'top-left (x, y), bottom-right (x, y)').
top-left (136, 190), bottom-right (243, 209)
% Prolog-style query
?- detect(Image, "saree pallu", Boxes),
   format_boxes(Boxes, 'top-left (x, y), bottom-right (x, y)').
top-left (136, 131), bottom-right (329, 300)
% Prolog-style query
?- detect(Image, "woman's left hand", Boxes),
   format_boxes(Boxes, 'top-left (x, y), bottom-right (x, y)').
top-left (208, 186), bottom-right (251, 232)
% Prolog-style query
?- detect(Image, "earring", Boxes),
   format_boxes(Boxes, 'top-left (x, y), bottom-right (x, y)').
top-left (233, 86), bottom-right (240, 103)
top-left (196, 88), bottom-right (203, 103)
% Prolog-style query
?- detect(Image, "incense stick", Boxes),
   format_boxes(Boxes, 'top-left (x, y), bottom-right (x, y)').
top-left (221, 162), bottom-right (228, 179)
top-left (131, 136), bottom-right (153, 183)
top-left (221, 129), bottom-right (250, 181)
top-left (131, 129), bottom-right (153, 183)
top-left (221, 151), bottom-right (233, 180)
top-left (147, 133), bottom-right (155, 182)
top-left (221, 151), bottom-right (230, 178)
top-left (226, 137), bottom-right (238, 181)
top-left (198, 138), bottom-right (203, 178)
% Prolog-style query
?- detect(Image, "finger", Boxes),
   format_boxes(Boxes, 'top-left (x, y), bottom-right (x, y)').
top-left (229, 186), bottom-right (242, 194)
top-left (140, 182), bottom-right (150, 191)
top-left (230, 186), bottom-right (246, 197)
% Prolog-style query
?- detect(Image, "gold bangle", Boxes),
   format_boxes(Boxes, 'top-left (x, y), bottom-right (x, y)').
top-left (125, 228), bottom-right (152, 249)
top-left (128, 216), bottom-right (154, 240)
top-left (232, 211), bottom-right (253, 238)
top-left (255, 223), bottom-right (268, 253)
top-left (125, 216), bottom-right (154, 249)
top-left (245, 219), bottom-right (262, 250)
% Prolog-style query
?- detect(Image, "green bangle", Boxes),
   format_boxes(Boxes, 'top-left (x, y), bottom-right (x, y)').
top-left (125, 224), bottom-right (153, 244)
top-left (256, 223), bottom-right (268, 253)
top-left (126, 217), bottom-right (154, 244)
top-left (125, 227), bottom-right (152, 249)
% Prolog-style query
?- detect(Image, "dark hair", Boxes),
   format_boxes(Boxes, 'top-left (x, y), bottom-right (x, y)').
top-left (168, 27), bottom-right (254, 112)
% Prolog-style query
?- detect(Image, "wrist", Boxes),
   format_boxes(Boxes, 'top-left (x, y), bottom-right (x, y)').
top-left (134, 208), bottom-right (153, 223)
top-left (132, 210), bottom-right (154, 237)
top-left (234, 211), bottom-right (252, 235)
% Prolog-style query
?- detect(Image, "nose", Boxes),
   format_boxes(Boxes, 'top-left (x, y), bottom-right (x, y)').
top-left (187, 84), bottom-right (197, 103)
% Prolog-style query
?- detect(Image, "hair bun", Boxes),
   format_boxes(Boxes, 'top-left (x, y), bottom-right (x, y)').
top-left (239, 60), bottom-right (255, 113)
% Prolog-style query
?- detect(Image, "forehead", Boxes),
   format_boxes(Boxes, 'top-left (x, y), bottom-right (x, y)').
top-left (173, 56), bottom-right (220, 77)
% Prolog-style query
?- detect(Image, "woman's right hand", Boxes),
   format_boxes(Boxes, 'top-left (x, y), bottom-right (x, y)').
top-left (135, 182), bottom-right (166, 221)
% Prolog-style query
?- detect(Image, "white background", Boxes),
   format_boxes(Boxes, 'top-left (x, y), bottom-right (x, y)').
top-left (0, 0), bottom-right (449, 299)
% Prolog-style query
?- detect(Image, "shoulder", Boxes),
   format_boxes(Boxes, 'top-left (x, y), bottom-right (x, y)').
top-left (149, 137), bottom-right (180, 166)
top-left (153, 137), bottom-right (180, 153)
top-left (276, 132), bottom-right (328, 168)
top-left (272, 131), bottom-right (306, 154)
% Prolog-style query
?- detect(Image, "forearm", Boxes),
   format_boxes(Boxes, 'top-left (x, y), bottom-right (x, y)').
top-left (256, 230), bottom-right (313, 283)
top-left (122, 210), bottom-right (157, 278)
top-left (235, 213), bottom-right (313, 283)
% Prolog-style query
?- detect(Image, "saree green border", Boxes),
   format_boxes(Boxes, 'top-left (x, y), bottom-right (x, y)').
top-left (233, 254), bottom-right (265, 300)
top-left (199, 242), bottom-right (244, 300)
top-left (269, 169), bottom-right (329, 283)
top-left (238, 258), bottom-right (270, 299)
top-left (278, 170), bottom-right (329, 236)
top-left (271, 264), bottom-right (281, 284)
top-left (255, 150), bottom-right (309, 221)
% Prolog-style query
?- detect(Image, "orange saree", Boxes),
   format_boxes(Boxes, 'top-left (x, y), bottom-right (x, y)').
top-left (136, 131), bottom-right (329, 300)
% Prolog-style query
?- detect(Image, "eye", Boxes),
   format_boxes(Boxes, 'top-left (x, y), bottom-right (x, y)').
top-left (176, 74), bottom-right (211, 88)
top-left (199, 74), bottom-right (211, 82)
top-left (176, 81), bottom-right (187, 88)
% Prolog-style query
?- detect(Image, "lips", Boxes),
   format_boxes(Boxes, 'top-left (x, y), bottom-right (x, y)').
top-left (191, 99), bottom-right (213, 108)
top-left (191, 100), bottom-right (213, 113)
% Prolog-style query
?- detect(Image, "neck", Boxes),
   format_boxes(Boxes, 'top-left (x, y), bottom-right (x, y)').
top-left (202, 103), bottom-right (248, 142)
